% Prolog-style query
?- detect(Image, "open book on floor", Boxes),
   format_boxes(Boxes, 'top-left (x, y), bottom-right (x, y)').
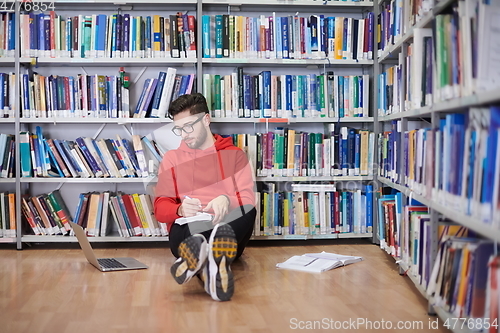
top-left (276, 251), bottom-right (363, 273)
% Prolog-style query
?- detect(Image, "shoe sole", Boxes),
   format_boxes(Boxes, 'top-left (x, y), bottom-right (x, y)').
top-left (171, 235), bottom-right (207, 285)
top-left (208, 224), bottom-right (237, 301)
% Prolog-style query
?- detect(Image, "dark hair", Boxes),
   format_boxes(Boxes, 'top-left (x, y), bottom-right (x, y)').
top-left (168, 93), bottom-right (210, 119)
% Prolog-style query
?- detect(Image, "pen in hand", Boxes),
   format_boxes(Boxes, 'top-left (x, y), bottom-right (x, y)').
top-left (182, 196), bottom-right (203, 218)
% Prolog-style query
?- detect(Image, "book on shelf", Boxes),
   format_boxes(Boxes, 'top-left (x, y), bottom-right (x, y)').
top-left (19, 12), bottom-right (196, 59)
top-left (0, 133), bottom-right (15, 178)
top-left (201, 13), bottom-right (374, 61)
top-left (276, 251), bottom-right (363, 273)
top-left (203, 70), bottom-right (370, 119)
top-left (0, 192), bottom-right (16, 238)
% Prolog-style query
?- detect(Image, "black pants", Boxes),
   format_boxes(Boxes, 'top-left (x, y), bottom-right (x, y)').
top-left (169, 205), bottom-right (256, 260)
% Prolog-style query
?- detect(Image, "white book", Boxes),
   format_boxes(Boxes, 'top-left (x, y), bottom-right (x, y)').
top-left (477, 2), bottom-right (500, 92)
top-left (276, 252), bottom-right (363, 273)
top-left (100, 192), bottom-right (110, 236)
top-left (132, 135), bottom-right (149, 178)
top-left (153, 67), bottom-right (177, 118)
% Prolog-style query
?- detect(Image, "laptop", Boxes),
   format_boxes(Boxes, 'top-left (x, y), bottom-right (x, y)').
top-left (70, 222), bottom-right (148, 272)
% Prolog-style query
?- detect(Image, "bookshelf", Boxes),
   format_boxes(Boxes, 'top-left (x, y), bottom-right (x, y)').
top-left (375, 0), bottom-right (500, 331)
top-left (1, 0), bottom-right (379, 247)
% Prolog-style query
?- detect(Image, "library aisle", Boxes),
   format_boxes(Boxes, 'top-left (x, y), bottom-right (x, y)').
top-left (0, 242), bottom-right (450, 333)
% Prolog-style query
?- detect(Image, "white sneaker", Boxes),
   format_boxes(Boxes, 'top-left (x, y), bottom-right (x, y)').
top-left (171, 234), bottom-right (208, 284)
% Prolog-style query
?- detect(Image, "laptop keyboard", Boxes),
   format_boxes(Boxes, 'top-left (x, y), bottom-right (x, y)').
top-left (98, 258), bottom-right (127, 269)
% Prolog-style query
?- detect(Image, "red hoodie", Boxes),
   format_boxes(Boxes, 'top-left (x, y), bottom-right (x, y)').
top-left (154, 134), bottom-right (255, 233)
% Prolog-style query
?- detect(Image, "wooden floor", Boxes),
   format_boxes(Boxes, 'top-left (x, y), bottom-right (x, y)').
top-left (0, 241), bottom-right (450, 333)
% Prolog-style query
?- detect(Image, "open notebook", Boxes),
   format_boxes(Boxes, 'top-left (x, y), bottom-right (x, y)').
top-left (276, 251), bottom-right (363, 273)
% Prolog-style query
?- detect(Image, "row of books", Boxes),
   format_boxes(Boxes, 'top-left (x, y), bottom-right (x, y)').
top-left (202, 14), bottom-right (375, 61)
top-left (378, 189), bottom-right (496, 323)
top-left (254, 183), bottom-right (373, 236)
top-left (428, 236), bottom-right (495, 321)
top-left (19, 126), bottom-right (163, 178)
top-left (0, 192), bottom-right (15, 238)
top-left (20, 69), bottom-right (195, 119)
top-left (21, 190), bottom-right (72, 235)
top-left (378, 1), bottom-right (499, 116)
top-left (228, 126), bottom-right (375, 178)
top-left (72, 191), bottom-right (167, 237)
top-left (381, 107), bottom-right (500, 225)
top-left (0, 13), bottom-right (14, 58)
top-left (0, 132), bottom-right (14, 178)
top-left (377, 0), bottom-right (405, 56)
top-left (202, 71), bottom-right (370, 119)
top-left (378, 28), bottom-right (434, 115)
top-left (19, 12), bottom-right (197, 59)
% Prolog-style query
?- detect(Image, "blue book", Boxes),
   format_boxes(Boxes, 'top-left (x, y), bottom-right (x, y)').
top-left (310, 15), bottom-right (318, 56)
top-left (319, 15), bottom-right (326, 57)
top-left (202, 15), bottom-right (211, 58)
top-left (355, 133), bottom-right (361, 175)
top-left (130, 15), bottom-right (136, 56)
top-left (73, 193), bottom-right (86, 226)
top-left (261, 71), bottom-right (271, 117)
top-left (96, 14), bottom-right (107, 56)
top-left (116, 193), bottom-right (133, 235)
top-left (275, 17), bottom-right (282, 58)
top-left (347, 128), bottom-right (356, 175)
top-left (123, 14), bottom-right (130, 56)
top-left (38, 13), bottom-right (45, 54)
top-left (44, 141), bottom-right (65, 177)
top-left (365, 185), bottom-right (373, 233)
top-left (75, 137), bottom-right (102, 177)
top-left (243, 75), bottom-right (252, 118)
top-left (121, 139), bottom-right (140, 172)
top-left (145, 16), bottom-right (152, 56)
top-left (274, 192), bottom-right (280, 235)
top-left (178, 75), bottom-right (189, 96)
top-left (338, 76), bottom-right (344, 117)
top-left (327, 17), bottom-right (335, 58)
top-left (281, 17), bottom-right (289, 59)
top-left (94, 193), bottom-right (103, 235)
top-left (53, 139), bottom-right (78, 177)
top-left (481, 106), bottom-right (500, 219)
top-left (66, 17), bottom-right (72, 56)
top-left (36, 126), bottom-right (50, 176)
top-left (134, 78), bottom-right (151, 117)
top-left (151, 71), bottom-right (167, 112)
top-left (285, 75), bottom-right (292, 115)
top-left (378, 195), bottom-right (396, 242)
top-left (141, 136), bottom-right (162, 162)
top-left (368, 12), bottom-right (374, 59)
top-left (29, 13), bottom-right (37, 54)
top-left (140, 78), bottom-right (158, 117)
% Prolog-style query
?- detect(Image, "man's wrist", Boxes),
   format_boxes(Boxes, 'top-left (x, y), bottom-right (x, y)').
top-left (177, 204), bottom-right (183, 217)
top-left (220, 194), bottom-right (230, 206)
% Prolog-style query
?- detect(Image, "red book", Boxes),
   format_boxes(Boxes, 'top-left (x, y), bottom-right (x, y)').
top-left (122, 194), bottom-right (143, 236)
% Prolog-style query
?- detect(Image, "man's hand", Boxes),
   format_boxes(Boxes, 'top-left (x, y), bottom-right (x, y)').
top-left (203, 195), bottom-right (230, 225)
top-left (178, 197), bottom-right (202, 217)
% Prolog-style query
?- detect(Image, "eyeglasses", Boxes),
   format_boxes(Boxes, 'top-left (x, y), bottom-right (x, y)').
top-left (171, 114), bottom-right (205, 136)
